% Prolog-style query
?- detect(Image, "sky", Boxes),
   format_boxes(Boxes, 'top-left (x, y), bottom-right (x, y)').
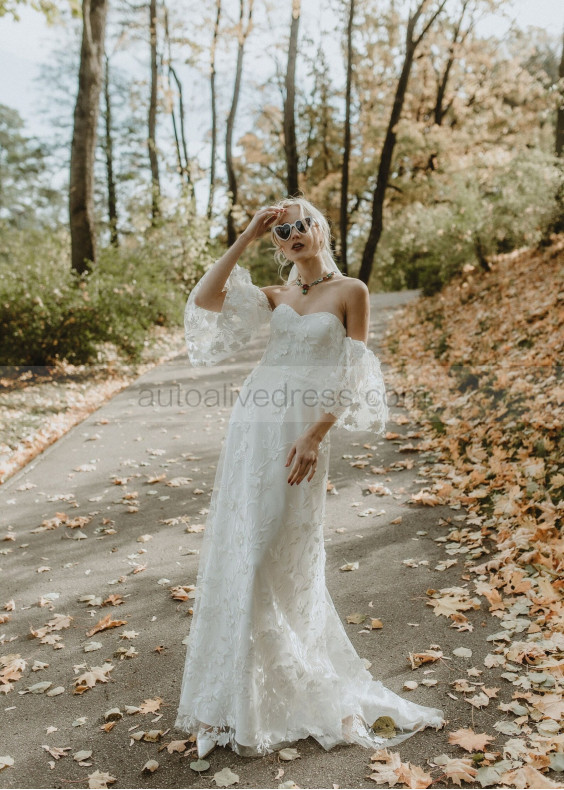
top-left (1, 0), bottom-right (562, 134)
top-left (0, 0), bottom-right (562, 214)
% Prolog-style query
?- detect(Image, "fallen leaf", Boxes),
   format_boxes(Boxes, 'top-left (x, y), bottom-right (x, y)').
top-left (87, 769), bottom-right (117, 788)
top-left (448, 728), bottom-right (495, 752)
top-left (213, 766), bottom-right (239, 786)
top-left (0, 756), bottom-right (14, 770)
top-left (190, 759), bottom-right (210, 772)
top-left (278, 747), bottom-right (300, 761)
top-left (85, 614), bottom-right (127, 637)
top-left (339, 561), bottom-right (359, 571)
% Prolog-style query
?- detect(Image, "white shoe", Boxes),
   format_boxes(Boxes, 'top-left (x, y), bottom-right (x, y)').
top-left (342, 714), bottom-right (354, 742)
top-left (196, 726), bottom-right (217, 759)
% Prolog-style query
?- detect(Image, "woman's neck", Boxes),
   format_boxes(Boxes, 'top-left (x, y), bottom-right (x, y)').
top-left (293, 253), bottom-right (328, 283)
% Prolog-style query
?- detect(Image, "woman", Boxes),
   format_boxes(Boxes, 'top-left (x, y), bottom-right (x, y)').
top-left (175, 196), bottom-right (445, 759)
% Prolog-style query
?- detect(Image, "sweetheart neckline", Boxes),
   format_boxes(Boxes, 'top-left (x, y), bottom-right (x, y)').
top-left (271, 302), bottom-right (346, 333)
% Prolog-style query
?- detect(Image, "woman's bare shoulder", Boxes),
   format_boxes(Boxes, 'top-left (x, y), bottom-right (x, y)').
top-left (260, 283), bottom-right (290, 309)
top-left (336, 275), bottom-right (368, 298)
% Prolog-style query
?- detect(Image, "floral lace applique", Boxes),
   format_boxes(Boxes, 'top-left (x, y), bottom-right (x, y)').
top-left (176, 263), bottom-right (445, 757)
top-left (184, 262), bottom-right (272, 367)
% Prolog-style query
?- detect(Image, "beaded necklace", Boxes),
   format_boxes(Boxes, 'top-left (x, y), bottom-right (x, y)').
top-left (295, 270), bottom-right (335, 295)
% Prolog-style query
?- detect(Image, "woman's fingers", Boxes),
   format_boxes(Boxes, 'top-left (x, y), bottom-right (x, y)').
top-left (288, 455), bottom-right (317, 485)
top-left (293, 461), bottom-right (314, 485)
top-left (288, 460), bottom-right (301, 484)
top-left (260, 206), bottom-right (280, 217)
top-left (266, 208), bottom-right (282, 223)
top-left (288, 456), bottom-right (305, 485)
top-left (252, 206), bottom-right (283, 236)
top-left (286, 438), bottom-right (319, 485)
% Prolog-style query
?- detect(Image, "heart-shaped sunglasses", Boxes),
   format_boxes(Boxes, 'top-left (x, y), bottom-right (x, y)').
top-left (272, 216), bottom-right (315, 241)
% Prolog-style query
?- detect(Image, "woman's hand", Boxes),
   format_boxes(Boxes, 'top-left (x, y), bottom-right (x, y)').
top-left (285, 433), bottom-right (320, 485)
top-left (242, 206), bottom-right (285, 243)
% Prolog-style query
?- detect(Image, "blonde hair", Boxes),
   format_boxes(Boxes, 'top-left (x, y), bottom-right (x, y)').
top-left (269, 195), bottom-right (344, 283)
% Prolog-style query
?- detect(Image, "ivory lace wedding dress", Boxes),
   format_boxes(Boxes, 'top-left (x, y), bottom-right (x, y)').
top-left (175, 263), bottom-right (445, 757)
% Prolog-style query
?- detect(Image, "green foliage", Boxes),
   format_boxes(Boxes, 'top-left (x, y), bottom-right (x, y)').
top-left (0, 0), bottom-right (60, 22)
top-left (243, 235), bottom-right (290, 287)
top-left (539, 160), bottom-right (564, 241)
top-left (0, 227), bottom-right (96, 365)
top-left (0, 104), bottom-right (63, 228)
top-left (0, 0), bottom-right (78, 22)
top-left (1, 2), bottom-right (562, 321)
top-left (0, 208), bottom-right (214, 366)
top-left (374, 148), bottom-right (563, 295)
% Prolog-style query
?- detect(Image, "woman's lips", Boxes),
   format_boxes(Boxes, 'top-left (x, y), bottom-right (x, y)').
top-left (292, 243), bottom-right (304, 250)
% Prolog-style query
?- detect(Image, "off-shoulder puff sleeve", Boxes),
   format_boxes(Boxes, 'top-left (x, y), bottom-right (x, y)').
top-left (324, 337), bottom-right (389, 435)
top-left (184, 262), bottom-right (273, 367)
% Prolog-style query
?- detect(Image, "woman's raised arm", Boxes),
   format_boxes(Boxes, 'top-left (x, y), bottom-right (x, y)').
top-left (184, 206), bottom-right (285, 367)
top-left (193, 206), bottom-right (283, 312)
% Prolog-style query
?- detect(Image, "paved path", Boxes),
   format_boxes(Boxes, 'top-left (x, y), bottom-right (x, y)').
top-left (1, 290), bottom-right (482, 789)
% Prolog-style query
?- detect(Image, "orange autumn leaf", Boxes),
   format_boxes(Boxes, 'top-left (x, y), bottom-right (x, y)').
top-left (397, 761), bottom-right (434, 788)
top-left (435, 755), bottom-right (478, 785)
top-left (73, 662), bottom-right (114, 694)
top-left (448, 727), bottom-right (495, 752)
top-left (85, 613), bottom-right (127, 637)
top-left (138, 697), bottom-right (163, 714)
top-left (101, 594), bottom-right (125, 607)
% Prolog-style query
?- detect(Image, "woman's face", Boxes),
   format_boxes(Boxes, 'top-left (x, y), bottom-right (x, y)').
top-left (273, 205), bottom-right (324, 262)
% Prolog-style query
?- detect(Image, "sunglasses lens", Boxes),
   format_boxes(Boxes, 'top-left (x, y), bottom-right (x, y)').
top-left (274, 217), bottom-right (314, 239)
top-left (274, 224), bottom-right (291, 240)
top-left (296, 217), bottom-right (312, 233)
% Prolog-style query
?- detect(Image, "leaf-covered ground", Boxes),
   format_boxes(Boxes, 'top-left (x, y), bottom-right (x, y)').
top-left (0, 241), bottom-right (562, 789)
top-left (0, 327), bottom-right (185, 485)
top-left (375, 236), bottom-right (564, 788)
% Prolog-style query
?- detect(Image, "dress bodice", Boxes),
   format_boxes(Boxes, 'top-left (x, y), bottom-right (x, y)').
top-left (184, 262), bottom-right (388, 434)
top-left (260, 303), bottom-right (346, 368)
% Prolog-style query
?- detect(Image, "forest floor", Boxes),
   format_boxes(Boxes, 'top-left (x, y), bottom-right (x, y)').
top-left (0, 241), bottom-right (562, 789)
top-left (0, 327), bottom-right (187, 486)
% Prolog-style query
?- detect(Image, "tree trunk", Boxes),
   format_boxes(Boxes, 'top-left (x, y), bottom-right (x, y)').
top-left (168, 66), bottom-right (184, 184)
top-left (162, 3), bottom-right (194, 200)
top-left (434, 54), bottom-right (454, 126)
top-left (161, 5), bottom-right (195, 200)
top-left (148, 0), bottom-right (160, 223)
top-left (358, 0), bottom-right (446, 285)
top-left (208, 0), bottom-right (221, 219)
top-left (434, 0), bottom-right (470, 125)
top-left (320, 76), bottom-right (330, 178)
top-left (103, 54), bottom-right (118, 247)
top-left (302, 46), bottom-right (323, 180)
top-left (170, 64), bottom-right (194, 199)
top-left (557, 30), bottom-right (564, 157)
top-left (69, 0), bottom-right (108, 274)
top-left (284, 0), bottom-right (300, 197)
top-left (226, 0), bottom-right (253, 246)
top-left (339, 0), bottom-right (354, 274)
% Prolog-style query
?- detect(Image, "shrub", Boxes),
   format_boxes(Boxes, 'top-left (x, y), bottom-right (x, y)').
top-left (375, 147), bottom-right (563, 295)
top-left (0, 207), bottom-right (215, 366)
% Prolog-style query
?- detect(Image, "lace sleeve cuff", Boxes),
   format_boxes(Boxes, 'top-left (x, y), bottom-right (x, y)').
top-left (184, 262), bottom-right (273, 367)
top-left (325, 337), bottom-right (389, 434)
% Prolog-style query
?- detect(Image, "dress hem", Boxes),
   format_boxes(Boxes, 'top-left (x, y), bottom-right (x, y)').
top-left (174, 709), bottom-right (446, 758)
